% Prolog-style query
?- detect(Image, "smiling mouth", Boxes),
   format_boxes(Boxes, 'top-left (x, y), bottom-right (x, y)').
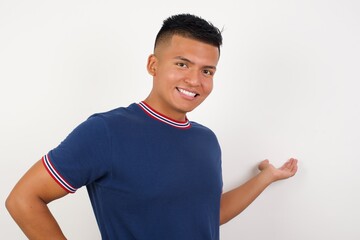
top-left (176, 87), bottom-right (199, 98)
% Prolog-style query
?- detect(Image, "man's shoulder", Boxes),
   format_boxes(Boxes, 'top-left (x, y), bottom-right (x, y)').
top-left (190, 121), bottom-right (217, 137)
top-left (91, 103), bottom-right (139, 120)
top-left (84, 103), bottom-right (142, 128)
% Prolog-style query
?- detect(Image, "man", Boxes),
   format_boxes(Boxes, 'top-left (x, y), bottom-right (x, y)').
top-left (6, 14), bottom-right (298, 239)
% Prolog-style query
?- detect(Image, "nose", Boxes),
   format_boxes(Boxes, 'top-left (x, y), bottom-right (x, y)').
top-left (184, 69), bottom-right (201, 86)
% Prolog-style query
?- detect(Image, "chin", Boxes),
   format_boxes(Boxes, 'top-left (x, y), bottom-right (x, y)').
top-left (173, 98), bottom-right (205, 114)
top-left (180, 104), bottom-right (200, 113)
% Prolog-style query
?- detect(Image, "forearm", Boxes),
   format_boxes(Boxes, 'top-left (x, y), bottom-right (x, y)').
top-left (220, 170), bottom-right (274, 225)
top-left (6, 160), bottom-right (69, 240)
top-left (6, 193), bottom-right (67, 240)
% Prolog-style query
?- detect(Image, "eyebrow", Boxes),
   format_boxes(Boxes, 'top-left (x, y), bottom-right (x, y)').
top-left (174, 56), bottom-right (217, 70)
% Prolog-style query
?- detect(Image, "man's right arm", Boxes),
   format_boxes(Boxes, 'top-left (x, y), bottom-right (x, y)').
top-left (5, 159), bottom-right (69, 240)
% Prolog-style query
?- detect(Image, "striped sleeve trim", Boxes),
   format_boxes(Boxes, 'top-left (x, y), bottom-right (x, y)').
top-left (42, 154), bottom-right (77, 193)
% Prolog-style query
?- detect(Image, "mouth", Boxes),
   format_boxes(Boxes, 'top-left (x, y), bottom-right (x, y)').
top-left (176, 87), bottom-right (199, 98)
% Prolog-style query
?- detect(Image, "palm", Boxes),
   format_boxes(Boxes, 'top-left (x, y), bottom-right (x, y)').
top-left (258, 158), bottom-right (298, 181)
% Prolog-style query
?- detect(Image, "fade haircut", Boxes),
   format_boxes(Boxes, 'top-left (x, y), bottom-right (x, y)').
top-left (154, 14), bottom-right (223, 53)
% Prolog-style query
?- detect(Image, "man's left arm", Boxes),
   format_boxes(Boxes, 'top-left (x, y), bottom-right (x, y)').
top-left (220, 158), bottom-right (298, 225)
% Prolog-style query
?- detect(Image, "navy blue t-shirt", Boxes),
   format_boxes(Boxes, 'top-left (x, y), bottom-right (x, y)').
top-left (43, 102), bottom-right (223, 239)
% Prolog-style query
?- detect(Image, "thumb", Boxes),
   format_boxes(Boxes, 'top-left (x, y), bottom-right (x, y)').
top-left (258, 159), bottom-right (270, 171)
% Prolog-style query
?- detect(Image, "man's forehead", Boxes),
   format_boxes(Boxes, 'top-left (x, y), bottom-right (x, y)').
top-left (155, 35), bottom-right (219, 63)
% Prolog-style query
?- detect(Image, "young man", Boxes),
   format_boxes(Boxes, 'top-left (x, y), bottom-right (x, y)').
top-left (6, 14), bottom-right (298, 239)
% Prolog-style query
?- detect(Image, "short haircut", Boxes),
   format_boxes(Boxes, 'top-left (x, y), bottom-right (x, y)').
top-left (154, 14), bottom-right (223, 53)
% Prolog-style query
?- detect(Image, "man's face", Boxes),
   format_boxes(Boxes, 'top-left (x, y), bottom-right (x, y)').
top-left (146, 35), bottom-right (219, 121)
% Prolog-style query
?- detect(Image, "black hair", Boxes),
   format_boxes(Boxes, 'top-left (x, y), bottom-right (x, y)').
top-left (154, 14), bottom-right (223, 52)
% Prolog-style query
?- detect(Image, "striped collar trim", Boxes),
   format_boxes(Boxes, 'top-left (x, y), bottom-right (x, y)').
top-left (138, 101), bottom-right (191, 129)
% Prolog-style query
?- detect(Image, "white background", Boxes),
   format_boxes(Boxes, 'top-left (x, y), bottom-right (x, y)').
top-left (1, 0), bottom-right (359, 239)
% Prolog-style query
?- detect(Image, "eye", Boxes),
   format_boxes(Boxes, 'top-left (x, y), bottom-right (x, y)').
top-left (176, 62), bottom-right (188, 68)
top-left (203, 69), bottom-right (214, 76)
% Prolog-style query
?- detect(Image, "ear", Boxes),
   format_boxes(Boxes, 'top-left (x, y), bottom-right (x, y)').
top-left (147, 54), bottom-right (158, 76)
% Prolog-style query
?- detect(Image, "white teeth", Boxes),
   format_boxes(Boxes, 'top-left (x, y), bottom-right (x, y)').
top-left (178, 88), bottom-right (197, 97)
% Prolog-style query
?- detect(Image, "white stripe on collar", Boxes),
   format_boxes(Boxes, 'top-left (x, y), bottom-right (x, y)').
top-left (138, 102), bottom-right (191, 129)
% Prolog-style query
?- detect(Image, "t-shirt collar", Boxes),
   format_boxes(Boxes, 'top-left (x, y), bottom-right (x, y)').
top-left (138, 101), bottom-right (191, 129)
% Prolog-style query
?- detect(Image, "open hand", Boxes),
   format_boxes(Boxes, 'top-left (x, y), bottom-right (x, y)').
top-left (258, 158), bottom-right (298, 182)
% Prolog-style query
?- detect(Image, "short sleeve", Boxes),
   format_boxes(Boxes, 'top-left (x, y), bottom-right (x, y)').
top-left (43, 115), bottom-right (111, 193)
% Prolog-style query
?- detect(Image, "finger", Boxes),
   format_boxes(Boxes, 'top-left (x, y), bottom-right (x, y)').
top-left (288, 158), bottom-right (297, 167)
top-left (291, 159), bottom-right (299, 174)
top-left (289, 158), bottom-right (298, 168)
top-left (280, 159), bottom-right (292, 171)
top-left (288, 158), bottom-right (298, 175)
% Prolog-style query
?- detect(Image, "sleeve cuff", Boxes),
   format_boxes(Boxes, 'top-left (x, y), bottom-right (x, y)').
top-left (42, 154), bottom-right (77, 193)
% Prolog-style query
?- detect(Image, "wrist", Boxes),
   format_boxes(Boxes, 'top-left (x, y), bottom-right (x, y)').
top-left (258, 168), bottom-right (277, 185)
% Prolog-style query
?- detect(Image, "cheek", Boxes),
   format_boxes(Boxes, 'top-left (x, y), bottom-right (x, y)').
top-left (202, 80), bottom-right (213, 95)
top-left (158, 68), bottom-right (182, 83)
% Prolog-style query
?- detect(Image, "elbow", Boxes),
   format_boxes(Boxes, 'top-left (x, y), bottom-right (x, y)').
top-left (219, 214), bottom-right (231, 226)
top-left (219, 206), bottom-right (231, 225)
top-left (5, 191), bottom-right (21, 218)
top-left (5, 190), bottom-right (36, 221)
top-left (6, 193), bottom-right (14, 214)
